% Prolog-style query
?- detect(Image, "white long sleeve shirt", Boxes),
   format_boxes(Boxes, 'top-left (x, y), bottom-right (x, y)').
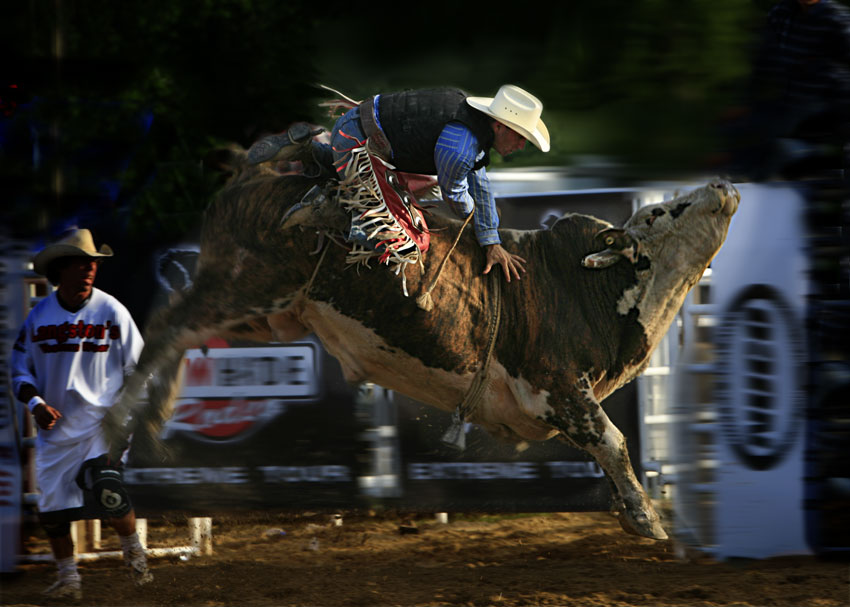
top-left (11, 287), bottom-right (144, 447)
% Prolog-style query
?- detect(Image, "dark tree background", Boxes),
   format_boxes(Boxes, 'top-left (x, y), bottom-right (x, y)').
top-left (1, 0), bottom-right (795, 248)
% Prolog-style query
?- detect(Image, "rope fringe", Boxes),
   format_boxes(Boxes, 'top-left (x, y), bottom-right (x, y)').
top-left (326, 144), bottom-right (469, 311)
top-left (335, 146), bottom-right (424, 297)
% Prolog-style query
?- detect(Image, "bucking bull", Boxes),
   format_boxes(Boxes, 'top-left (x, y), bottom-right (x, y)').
top-left (104, 143), bottom-right (739, 542)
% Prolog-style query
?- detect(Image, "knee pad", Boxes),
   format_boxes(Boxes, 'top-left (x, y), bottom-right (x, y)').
top-left (91, 466), bottom-right (132, 518)
top-left (76, 455), bottom-right (132, 518)
top-left (42, 521), bottom-right (71, 538)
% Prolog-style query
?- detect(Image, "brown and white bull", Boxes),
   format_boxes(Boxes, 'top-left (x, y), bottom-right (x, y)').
top-left (105, 155), bottom-right (739, 542)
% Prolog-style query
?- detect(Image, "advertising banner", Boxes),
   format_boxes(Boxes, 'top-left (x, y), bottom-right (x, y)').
top-left (125, 338), bottom-right (366, 513)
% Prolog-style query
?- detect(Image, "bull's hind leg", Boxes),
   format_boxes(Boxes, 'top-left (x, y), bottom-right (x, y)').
top-left (547, 391), bottom-right (667, 540)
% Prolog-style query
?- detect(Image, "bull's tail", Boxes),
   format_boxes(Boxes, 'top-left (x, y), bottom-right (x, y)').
top-left (106, 345), bottom-right (186, 462)
top-left (103, 289), bottom-right (220, 461)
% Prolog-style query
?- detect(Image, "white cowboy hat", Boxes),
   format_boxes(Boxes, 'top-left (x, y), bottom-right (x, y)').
top-left (33, 228), bottom-right (114, 276)
top-left (466, 84), bottom-right (550, 152)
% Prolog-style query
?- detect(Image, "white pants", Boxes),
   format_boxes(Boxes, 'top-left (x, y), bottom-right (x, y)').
top-left (35, 433), bottom-right (110, 514)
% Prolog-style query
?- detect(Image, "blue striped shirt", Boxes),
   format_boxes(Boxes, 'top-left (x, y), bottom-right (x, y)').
top-left (434, 121), bottom-right (500, 246)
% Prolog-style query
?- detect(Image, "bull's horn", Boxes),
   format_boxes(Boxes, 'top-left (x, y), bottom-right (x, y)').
top-left (581, 249), bottom-right (622, 269)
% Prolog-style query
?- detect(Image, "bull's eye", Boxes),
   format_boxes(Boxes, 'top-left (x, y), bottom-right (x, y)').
top-left (605, 235), bottom-right (615, 246)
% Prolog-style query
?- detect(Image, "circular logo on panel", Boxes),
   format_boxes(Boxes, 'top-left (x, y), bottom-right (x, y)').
top-left (715, 285), bottom-right (804, 471)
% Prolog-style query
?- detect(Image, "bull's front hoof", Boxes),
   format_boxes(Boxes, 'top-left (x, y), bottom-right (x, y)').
top-left (617, 509), bottom-right (668, 540)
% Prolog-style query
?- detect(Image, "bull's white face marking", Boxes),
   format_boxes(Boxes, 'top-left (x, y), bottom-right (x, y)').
top-left (617, 283), bottom-right (642, 316)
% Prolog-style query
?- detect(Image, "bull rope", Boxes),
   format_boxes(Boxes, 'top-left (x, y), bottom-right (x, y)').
top-left (441, 270), bottom-right (502, 451)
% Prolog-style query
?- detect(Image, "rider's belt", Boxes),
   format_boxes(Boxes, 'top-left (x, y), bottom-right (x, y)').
top-left (359, 95), bottom-right (394, 161)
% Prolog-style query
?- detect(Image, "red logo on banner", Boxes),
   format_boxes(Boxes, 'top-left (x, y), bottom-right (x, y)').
top-left (166, 338), bottom-right (313, 443)
top-left (185, 357), bottom-right (213, 386)
top-left (184, 337), bottom-right (229, 387)
top-left (168, 399), bottom-right (279, 441)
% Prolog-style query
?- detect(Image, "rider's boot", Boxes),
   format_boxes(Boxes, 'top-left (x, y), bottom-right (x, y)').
top-left (247, 123), bottom-right (324, 166)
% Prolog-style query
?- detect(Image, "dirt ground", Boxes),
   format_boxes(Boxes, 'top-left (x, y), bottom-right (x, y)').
top-left (2, 510), bottom-right (848, 607)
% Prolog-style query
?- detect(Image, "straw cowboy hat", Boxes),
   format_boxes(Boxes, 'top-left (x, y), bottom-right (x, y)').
top-left (466, 84), bottom-right (550, 152)
top-left (33, 228), bottom-right (113, 276)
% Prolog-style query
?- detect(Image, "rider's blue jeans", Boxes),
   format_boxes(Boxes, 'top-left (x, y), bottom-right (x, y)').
top-left (312, 105), bottom-right (367, 175)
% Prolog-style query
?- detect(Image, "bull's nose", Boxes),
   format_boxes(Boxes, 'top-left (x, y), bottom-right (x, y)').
top-left (710, 180), bottom-right (739, 213)
top-left (723, 182), bottom-right (740, 215)
top-left (728, 182), bottom-right (740, 202)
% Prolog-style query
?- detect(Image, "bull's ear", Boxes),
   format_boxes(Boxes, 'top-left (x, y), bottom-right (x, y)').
top-left (581, 228), bottom-right (639, 269)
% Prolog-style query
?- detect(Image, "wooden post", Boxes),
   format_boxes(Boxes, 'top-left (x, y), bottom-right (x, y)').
top-left (70, 521), bottom-right (99, 555)
top-left (136, 518), bottom-right (148, 549)
top-left (87, 519), bottom-right (101, 550)
top-left (189, 517), bottom-right (213, 555)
